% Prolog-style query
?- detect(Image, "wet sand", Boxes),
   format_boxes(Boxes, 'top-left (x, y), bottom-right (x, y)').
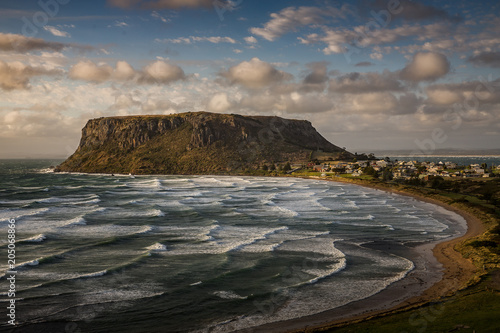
top-left (245, 177), bottom-right (485, 333)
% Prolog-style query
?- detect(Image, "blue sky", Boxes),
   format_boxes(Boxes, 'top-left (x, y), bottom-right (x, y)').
top-left (0, 0), bottom-right (499, 158)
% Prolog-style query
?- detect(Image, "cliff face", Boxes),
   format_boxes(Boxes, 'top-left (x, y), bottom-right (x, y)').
top-left (57, 112), bottom-right (351, 174)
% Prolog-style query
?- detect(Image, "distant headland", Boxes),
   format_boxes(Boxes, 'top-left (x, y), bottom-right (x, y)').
top-left (55, 112), bottom-right (357, 174)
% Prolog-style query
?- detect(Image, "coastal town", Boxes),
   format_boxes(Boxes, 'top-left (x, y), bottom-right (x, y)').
top-left (308, 159), bottom-right (500, 180)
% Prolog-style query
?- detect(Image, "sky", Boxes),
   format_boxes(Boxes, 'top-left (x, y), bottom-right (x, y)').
top-left (0, 0), bottom-right (499, 158)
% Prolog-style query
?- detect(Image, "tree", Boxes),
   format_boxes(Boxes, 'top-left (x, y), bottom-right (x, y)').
top-left (363, 166), bottom-right (376, 175)
top-left (382, 169), bottom-right (393, 181)
top-left (262, 164), bottom-right (268, 171)
top-left (270, 164), bottom-right (276, 171)
top-left (283, 162), bottom-right (292, 172)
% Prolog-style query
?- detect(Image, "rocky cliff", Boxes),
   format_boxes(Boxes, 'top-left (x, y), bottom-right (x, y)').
top-left (56, 112), bottom-right (352, 174)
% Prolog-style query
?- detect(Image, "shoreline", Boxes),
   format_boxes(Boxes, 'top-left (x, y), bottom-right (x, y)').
top-left (245, 176), bottom-right (485, 333)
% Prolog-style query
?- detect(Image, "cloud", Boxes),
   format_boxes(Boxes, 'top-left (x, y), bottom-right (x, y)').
top-left (280, 92), bottom-right (334, 114)
top-left (400, 52), bottom-right (450, 82)
top-left (113, 21), bottom-right (129, 28)
top-left (468, 51), bottom-right (500, 68)
top-left (0, 33), bottom-right (93, 53)
top-left (107, 0), bottom-right (225, 10)
top-left (141, 98), bottom-right (177, 112)
top-left (244, 36), bottom-right (258, 44)
top-left (221, 57), bottom-right (292, 88)
top-left (355, 61), bottom-right (374, 67)
top-left (114, 60), bottom-right (137, 80)
top-left (299, 22), bottom-right (450, 55)
top-left (43, 26), bottom-right (71, 38)
top-left (0, 33), bottom-right (66, 52)
top-left (425, 80), bottom-right (500, 106)
top-left (208, 93), bottom-right (232, 112)
top-left (140, 60), bottom-right (186, 84)
top-left (0, 60), bottom-right (60, 90)
top-left (303, 62), bottom-right (329, 85)
top-left (151, 10), bottom-right (169, 23)
top-left (69, 60), bottom-right (113, 83)
top-left (69, 60), bottom-right (185, 84)
top-left (250, 5), bottom-right (353, 41)
top-left (155, 36), bottom-right (237, 44)
top-left (329, 71), bottom-right (404, 94)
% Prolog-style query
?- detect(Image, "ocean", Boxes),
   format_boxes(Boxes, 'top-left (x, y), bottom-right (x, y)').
top-left (0, 160), bottom-right (466, 332)
top-left (388, 156), bottom-right (500, 167)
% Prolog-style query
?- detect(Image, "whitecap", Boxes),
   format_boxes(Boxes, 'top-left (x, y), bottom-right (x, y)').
top-left (16, 259), bottom-right (40, 268)
top-left (146, 243), bottom-right (167, 251)
top-left (78, 270), bottom-right (108, 279)
top-left (22, 234), bottom-right (46, 242)
top-left (61, 216), bottom-right (87, 227)
top-left (213, 291), bottom-right (247, 300)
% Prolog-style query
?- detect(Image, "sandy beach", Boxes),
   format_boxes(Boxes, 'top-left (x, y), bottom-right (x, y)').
top-left (245, 177), bottom-right (485, 333)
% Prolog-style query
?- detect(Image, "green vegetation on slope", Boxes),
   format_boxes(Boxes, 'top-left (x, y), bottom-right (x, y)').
top-left (322, 273), bottom-right (500, 333)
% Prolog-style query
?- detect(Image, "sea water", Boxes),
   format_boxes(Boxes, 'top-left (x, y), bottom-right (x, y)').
top-left (0, 160), bottom-right (465, 332)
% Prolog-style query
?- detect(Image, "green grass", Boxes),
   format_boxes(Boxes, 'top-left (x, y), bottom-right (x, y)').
top-left (322, 274), bottom-right (500, 333)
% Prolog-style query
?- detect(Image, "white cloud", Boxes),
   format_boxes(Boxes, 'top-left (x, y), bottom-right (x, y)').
top-left (141, 98), bottom-right (177, 112)
top-left (114, 60), bottom-right (137, 80)
top-left (68, 60), bottom-right (185, 85)
top-left (244, 36), bottom-right (258, 44)
top-left (221, 57), bottom-right (292, 89)
top-left (112, 21), bottom-right (129, 28)
top-left (43, 26), bottom-right (71, 38)
top-left (299, 22), bottom-right (451, 55)
top-left (400, 52), bottom-right (450, 82)
top-left (69, 60), bottom-right (113, 83)
top-left (233, 49), bottom-right (243, 54)
top-left (140, 60), bottom-right (186, 84)
top-left (156, 36), bottom-right (237, 44)
top-left (208, 93), bottom-right (232, 112)
top-left (329, 71), bottom-right (403, 94)
top-left (192, 36), bottom-right (236, 44)
top-left (250, 5), bottom-right (353, 41)
top-left (0, 60), bottom-right (60, 90)
top-left (151, 11), bottom-right (169, 23)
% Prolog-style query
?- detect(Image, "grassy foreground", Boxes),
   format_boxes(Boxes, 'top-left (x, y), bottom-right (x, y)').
top-left (288, 173), bottom-right (500, 333)
top-left (323, 273), bottom-right (500, 333)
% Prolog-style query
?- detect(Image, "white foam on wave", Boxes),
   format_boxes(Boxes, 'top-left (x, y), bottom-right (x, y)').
top-left (78, 270), bottom-right (108, 279)
top-left (136, 225), bottom-right (154, 234)
top-left (61, 216), bottom-right (87, 227)
top-left (21, 234), bottom-right (46, 242)
top-left (164, 225), bottom-right (289, 255)
top-left (152, 209), bottom-right (165, 217)
top-left (0, 207), bottom-right (50, 221)
top-left (304, 258), bottom-right (347, 284)
top-left (213, 290), bottom-right (247, 300)
top-left (334, 214), bottom-right (375, 221)
top-left (146, 243), bottom-right (167, 251)
top-left (278, 237), bottom-right (345, 257)
top-left (126, 178), bottom-right (163, 190)
top-left (16, 259), bottom-right (40, 268)
top-left (36, 194), bottom-right (100, 205)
